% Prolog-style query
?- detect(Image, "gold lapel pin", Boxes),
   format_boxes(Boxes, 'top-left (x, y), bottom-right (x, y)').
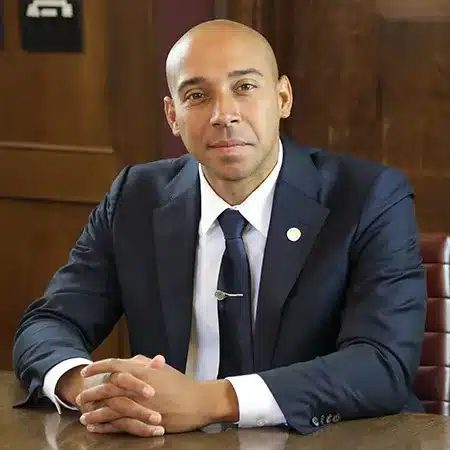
top-left (287, 227), bottom-right (302, 242)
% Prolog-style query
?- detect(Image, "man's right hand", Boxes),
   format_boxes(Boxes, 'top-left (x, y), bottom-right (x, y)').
top-left (55, 365), bottom-right (88, 407)
top-left (55, 356), bottom-right (166, 436)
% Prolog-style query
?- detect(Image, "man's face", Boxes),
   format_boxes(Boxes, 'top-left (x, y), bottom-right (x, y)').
top-left (164, 32), bottom-right (292, 186)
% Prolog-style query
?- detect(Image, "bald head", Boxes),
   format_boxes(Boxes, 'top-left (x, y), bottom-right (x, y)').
top-left (165, 20), bottom-right (279, 96)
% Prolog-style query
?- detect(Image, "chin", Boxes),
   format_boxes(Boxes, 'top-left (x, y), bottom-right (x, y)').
top-left (216, 169), bottom-right (250, 182)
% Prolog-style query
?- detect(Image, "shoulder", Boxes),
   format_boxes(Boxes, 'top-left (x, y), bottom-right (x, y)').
top-left (306, 148), bottom-right (414, 234)
top-left (106, 154), bottom-right (197, 211)
top-left (308, 146), bottom-right (407, 190)
top-left (284, 135), bottom-right (413, 203)
top-left (282, 135), bottom-right (413, 219)
top-left (125, 154), bottom-right (196, 185)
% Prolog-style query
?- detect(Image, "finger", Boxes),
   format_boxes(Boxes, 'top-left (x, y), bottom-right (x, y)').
top-left (81, 404), bottom-right (161, 427)
top-left (81, 355), bottom-right (168, 378)
top-left (80, 403), bottom-right (162, 427)
top-left (80, 406), bottom-right (121, 425)
top-left (108, 372), bottom-right (155, 398)
top-left (81, 358), bottom-right (143, 378)
top-left (149, 354), bottom-right (166, 368)
top-left (131, 354), bottom-right (153, 364)
top-left (78, 400), bottom-right (98, 414)
top-left (86, 418), bottom-right (165, 438)
top-left (133, 354), bottom-right (166, 370)
top-left (104, 396), bottom-right (162, 425)
top-left (76, 381), bottom-right (147, 407)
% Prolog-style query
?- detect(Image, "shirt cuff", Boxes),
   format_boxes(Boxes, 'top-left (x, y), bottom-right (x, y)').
top-left (43, 358), bottom-right (93, 413)
top-left (226, 374), bottom-right (286, 428)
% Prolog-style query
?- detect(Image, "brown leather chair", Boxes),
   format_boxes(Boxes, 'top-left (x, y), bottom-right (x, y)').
top-left (413, 233), bottom-right (450, 415)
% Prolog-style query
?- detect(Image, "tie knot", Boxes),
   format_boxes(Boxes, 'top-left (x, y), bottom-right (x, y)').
top-left (218, 209), bottom-right (247, 240)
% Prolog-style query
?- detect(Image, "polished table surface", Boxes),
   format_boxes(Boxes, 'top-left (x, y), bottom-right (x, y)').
top-left (1, 371), bottom-right (450, 449)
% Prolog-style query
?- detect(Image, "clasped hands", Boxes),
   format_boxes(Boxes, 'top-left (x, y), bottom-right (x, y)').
top-left (72, 355), bottom-right (238, 437)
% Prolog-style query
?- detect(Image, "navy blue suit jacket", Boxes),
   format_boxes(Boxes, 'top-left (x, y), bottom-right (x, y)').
top-left (13, 137), bottom-right (427, 434)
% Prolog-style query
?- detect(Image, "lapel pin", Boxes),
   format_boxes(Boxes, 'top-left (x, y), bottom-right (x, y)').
top-left (287, 227), bottom-right (302, 242)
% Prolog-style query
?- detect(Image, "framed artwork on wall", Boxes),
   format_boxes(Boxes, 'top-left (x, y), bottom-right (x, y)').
top-left (20, 0), bottom-right (83, 52)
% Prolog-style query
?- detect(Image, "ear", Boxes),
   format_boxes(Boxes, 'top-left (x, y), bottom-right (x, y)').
top-left (277, 75), bottom-right (293, 119)
top-left (164, 96), bottom-right (180, 136)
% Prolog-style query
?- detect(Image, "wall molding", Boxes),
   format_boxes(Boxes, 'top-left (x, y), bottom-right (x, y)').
top-left (0, 141), bottom-right (114, 155)
top-left (0, 142), bottom-right (118, 204)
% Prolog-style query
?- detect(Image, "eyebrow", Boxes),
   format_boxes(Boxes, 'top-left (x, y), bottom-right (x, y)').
top-left (177, 68), bottom-right (264, 95)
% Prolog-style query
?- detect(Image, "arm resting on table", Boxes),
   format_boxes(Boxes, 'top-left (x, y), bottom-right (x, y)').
top-left (13, 168), bottom-right (131, 407)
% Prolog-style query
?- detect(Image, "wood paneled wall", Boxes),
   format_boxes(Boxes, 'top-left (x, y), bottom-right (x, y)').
top-left (0, 1), bottom-right (213, 369)
top-left (1, 0), bottom-right (450, 369)
top-left (0, 0), bottom-right (119, 369)
top-left (221, 0), bottom-right (450, 233)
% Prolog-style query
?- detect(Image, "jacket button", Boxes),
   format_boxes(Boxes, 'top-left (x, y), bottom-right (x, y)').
top-left (311, 416), bottom-right (320, 427)
top-left (332, 413), bottom-right (341, 423)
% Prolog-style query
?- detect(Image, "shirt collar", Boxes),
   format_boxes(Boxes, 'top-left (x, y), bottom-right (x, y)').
top-left (198, 139), bottom-right (283, 237)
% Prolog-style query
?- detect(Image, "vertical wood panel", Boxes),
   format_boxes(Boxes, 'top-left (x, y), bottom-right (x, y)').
top-left (0, 0), bottom-right (110, 146)
top-left (0, 0), bottom-right (217, 370)
top-left (380, 20), bottom-right (450, 171)
top-left (108, 0), bottom-right (215, 163)
top-left (153, 0), bottom-right (215, 159)
top-left (223, 1), bottom-right (381, 159)
top-left (108, 0), bottom-right (158, 166)
top-left (377, 5), bottom-right (450, 232)
top-left (0, 0), bottom-right (119, 369)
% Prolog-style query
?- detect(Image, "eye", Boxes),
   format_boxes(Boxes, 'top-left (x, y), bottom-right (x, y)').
top-left (237, 83), bottom-right (256, 92)
top-left (186, 91), bottom-right (205, 102)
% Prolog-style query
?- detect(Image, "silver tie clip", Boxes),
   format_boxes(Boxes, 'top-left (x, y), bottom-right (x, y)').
top-left (215, 290), bottom-right (244, 301)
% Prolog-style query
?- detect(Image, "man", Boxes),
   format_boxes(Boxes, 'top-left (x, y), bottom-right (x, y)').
top-left (13, 19), bottom-right (427, 438)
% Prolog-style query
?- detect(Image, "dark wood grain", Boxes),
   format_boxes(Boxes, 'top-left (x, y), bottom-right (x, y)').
top-left (0, 0), bottom-right (110, 146)
top-left (221, 0), bottom-right (450, 232)
top-left (108, 0), bottom-right (160, 167)
top-left (152, 0), bottom-right (214, 159)
top-left (1, 371), bottom-right (450, 449)
top-left (0, 0), bottom-right (122, 370)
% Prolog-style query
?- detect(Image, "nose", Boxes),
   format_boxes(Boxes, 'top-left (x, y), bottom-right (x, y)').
top-left (210, 92), bottom-right (240, 128)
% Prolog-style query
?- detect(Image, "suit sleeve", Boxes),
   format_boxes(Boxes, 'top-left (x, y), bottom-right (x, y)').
top-left (12, 167), bottom-right (131, 407)
top-left (259, 167), bottom-right (427, 434)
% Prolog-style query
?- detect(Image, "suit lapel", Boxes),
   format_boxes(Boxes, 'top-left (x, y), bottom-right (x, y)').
top-left (153, 158), bottom-right (200, 372)
top-left (253, 140), bottom-right (330, 371)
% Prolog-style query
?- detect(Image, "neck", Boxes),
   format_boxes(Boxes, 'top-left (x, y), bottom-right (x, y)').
top-left (203, 148), bottom-right (279, 206)
top-left (208, 179), bottom-right (260, 206)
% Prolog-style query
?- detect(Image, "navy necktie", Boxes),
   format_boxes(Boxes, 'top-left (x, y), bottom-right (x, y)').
top-left (217, 209), bottom-right (254, 378)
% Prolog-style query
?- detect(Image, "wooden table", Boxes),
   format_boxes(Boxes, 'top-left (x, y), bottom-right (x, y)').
top-left (1, 371), bottom-right (450, 449)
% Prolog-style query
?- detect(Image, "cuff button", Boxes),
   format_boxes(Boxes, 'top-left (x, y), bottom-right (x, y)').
top-left (311, 417), bottom-right (320, 427)
top-left (332, 413), bottom-right (341, 423)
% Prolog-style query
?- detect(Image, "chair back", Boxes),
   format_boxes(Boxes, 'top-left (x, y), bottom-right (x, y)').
top-left (413, 233), bottom-right (450, 414)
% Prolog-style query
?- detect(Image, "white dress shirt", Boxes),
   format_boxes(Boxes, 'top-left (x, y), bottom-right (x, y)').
top-left (43, 141), bottom-right (286, 427)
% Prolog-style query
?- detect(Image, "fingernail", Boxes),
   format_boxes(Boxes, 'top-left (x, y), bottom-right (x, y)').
top-left (75, 395), bottom-right (81, 405)
top-left (149, 413), bottom-right (161, 424)
top-left (87, 425), bottom-right (96, 432)
top-left (143, 387), bottom-right (154, 397)
top-left (80, 367), bottom-right (87, 376)
top-left (153, 427), bottom-right (165, 437)
top-left (80, 415), bottom-right (87, 425)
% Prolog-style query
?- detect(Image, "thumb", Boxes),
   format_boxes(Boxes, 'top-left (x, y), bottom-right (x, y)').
top-left (150, 354), bottom-right (166, 368)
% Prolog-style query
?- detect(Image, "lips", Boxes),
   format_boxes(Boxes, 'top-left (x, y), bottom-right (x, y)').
top-left (208, 140), bottom-right (248, 149)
